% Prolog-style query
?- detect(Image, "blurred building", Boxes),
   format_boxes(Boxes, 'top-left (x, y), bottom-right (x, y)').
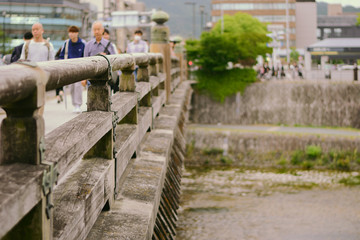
top-left (0, 0), bottom-right (97, 52)
top-left (317, 4), bottom-right (360, 40)
top-left (211, 0), bottom-right (317, 49)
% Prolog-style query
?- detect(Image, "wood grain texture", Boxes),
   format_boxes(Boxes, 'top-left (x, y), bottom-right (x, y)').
top-left (44, 111), bottom-right (112, 182)
top-left (135, 82), bottom-right (151, 102)
top-left (52, 158), bottom-right (114, 240)
top-left (111, 92), bottom-right (137, 121)
top-left (0, 163), bottom-right (48, 238)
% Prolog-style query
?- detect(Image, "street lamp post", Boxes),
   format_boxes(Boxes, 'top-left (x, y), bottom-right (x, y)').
top-left (221, 0), bottom-right (224, 34)
top-left (199, 5), bottom-right (205, 33)
top-left (185, 2), bottom-right (196, 38)
top-left (2, 11), bottom-right (6, 55)
top-left (285, 0), bottom-right (290, 64)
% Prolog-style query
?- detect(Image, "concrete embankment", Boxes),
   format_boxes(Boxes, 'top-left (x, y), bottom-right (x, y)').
top-left (190, 80), bottom-right (360, 128)
top-left (185, 125), bottom-right (360, 171)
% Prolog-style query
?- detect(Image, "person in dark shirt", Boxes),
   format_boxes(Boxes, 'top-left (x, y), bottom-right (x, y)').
top-left (10, 32), bottom-right (33, 63)
top-left (58, 25), bottom-right (86, 113)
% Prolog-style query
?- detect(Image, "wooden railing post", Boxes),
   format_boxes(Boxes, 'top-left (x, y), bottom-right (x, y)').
top-left (119, 55), bottom-right (136, 92)
top-left (150, 10), bottom-right (171, 104)
top-left (149, 54), bottom-right (158, 77)
top-left (0, 63), bottom-right (52, 240)
top-left (85, 55), bottom-right (113, 159)
top-left (119, 55), bottom-right (138, 125)
top-left (149, 54), bottom-right (160, 97)
top-left (136, 53), bottom-right (149, 83)
top-left (157, 54), bottom-right (164, 74)
top-left (87, 57), bottom-right (112, 112)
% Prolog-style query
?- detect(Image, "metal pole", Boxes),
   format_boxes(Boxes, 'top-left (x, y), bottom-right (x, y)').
top-left (200, 5), bottom-right (204, 33)
top-left (285, 0), bottom-right (290, 64)
top-left (2, 11), bottom-right (5, 55)
top-left (193, 3), bottom-right (196, 37)
top-left (221, 1), bottom-right (224, 34)
top-left (185, 2), bottom-right (196, 38)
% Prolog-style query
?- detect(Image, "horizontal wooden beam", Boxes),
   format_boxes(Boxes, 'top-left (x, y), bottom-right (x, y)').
top-left (44, 111), bottom-right (113, 182)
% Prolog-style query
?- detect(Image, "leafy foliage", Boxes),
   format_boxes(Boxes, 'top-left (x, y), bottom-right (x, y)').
top-left (0, 26), bottom-right (12, 54)
top-left (290, 48), bottom-right (300, 63)
top-left (357, 13), bottom-right (360, 26)
top-left (185, 12), bottom-right (272, 71)
top-left (193, 68), bottom-right (257, 102)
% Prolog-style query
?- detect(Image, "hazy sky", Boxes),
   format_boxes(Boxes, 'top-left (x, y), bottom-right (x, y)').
top-left (319, 0), bottom-right (360, 7)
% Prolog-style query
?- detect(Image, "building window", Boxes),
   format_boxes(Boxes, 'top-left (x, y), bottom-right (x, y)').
top-left (316, 28), bottom-right (321, 38)
top-left (213, 3), bottom-right (295, 11)
top-left (323, 28), bottom-right (331, 38)
top-left (334, 28), bottom-right (342, 37)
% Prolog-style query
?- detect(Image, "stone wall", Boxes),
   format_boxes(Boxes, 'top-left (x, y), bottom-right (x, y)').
top-left (190, 81), bottom-right (360, 128)
top-left (185, 128), bottom-right (360, 170)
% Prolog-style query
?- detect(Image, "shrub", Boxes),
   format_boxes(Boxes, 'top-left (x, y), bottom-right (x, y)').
top-left (290, 150), bottom-right (304, 165)
top-left (306, 145), bottom-right (322, 160)
top-left (202, 148), bottom-right (224, 155)
top-left (302, 161), bottom-right (314, 170)
top-left (219, 156), bottom-right (233, 165)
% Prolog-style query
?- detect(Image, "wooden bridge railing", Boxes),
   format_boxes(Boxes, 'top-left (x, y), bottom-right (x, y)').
top-left (0, 52), bottom-right (182, 239)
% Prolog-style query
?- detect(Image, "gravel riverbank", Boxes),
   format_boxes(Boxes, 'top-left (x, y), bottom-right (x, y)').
top-left (176, 168), bottom-right (360, 240)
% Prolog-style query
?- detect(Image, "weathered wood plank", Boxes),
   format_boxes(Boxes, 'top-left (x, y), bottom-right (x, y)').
top-left (149, 76), bottom-right (160, 90)
top-left (0, 163), bottom-right (48, 238)
top-left (111, 92), bottom-right (137, 121)
top-left (44, 111), bottom-right (112, 182)
top-left (171, 77), bottom-right (181, 93)
top-left (135, 82), bottom-right (151, 102)
top-left (52, 158), bottom-right (114, 240)
top-left (86, 130), bottom-right (173, 240)
top-left (158, 73), bottom-right (166, 83)
top-left (138, 107), bottom-right (152, 143)
top-left (114, 124), bottom-right (138, 192)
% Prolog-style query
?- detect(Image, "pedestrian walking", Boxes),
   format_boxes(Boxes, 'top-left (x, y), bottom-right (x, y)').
top-left (354, 63), bottom-right (358, 81)
top-left (103, 28), bottom-right (120, 54)
top-left (20, 22), bottom-right (55, 62)
top-left (54, 47), bottom-right (64, 104)
top-left (10, 31), bottom-right (32, 63)
top-left (84, 21), bottom-right (116, 57)
top-left (126, 30), bottom-right (148, 81)
top-left (102, 28), bottom-right (121, 93)
top-left (126, 30), bottom-right (148, 54)
top-left (58, 25), bottom-right (86, 113)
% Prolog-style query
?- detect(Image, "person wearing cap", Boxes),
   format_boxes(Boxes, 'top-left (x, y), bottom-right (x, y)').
top-left (58, 25), bottom-right (86, 113)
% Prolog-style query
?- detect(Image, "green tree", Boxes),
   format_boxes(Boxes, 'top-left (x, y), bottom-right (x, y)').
top-left (357, 13), bottom-right (360, 26)
top-left (0, 26), bottom-right (11, 55)
top-left (290, 48), bottom-right (300, 63)
top-left (185, 12), bottom-right (271, 71)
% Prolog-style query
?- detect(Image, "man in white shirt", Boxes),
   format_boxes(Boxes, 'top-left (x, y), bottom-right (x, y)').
top-left (20, 22), bottom-right (55, 62)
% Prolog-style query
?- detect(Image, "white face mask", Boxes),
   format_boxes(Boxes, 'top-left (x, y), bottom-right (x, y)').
top-left (134, 35), bottom-right (141, 41)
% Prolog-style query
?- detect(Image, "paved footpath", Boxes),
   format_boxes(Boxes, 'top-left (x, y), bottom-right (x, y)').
top-left (0, 89), bottom-right (88, 134)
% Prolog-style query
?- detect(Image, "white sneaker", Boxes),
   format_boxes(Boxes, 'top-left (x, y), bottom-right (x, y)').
top-left (73, 106), bottom-right (81, 113)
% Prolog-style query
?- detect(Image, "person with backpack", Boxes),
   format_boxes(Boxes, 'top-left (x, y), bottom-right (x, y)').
top-left (10, 31), bottom-right (32, 63)
top-left (58, 25), bottom-right (86, 113)
top-left (19, 22), bottom-right (55, 62)
top-left (84, 21), bottom-right (115, 57)
top-left (102, 28), bottom-right (121, 93)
